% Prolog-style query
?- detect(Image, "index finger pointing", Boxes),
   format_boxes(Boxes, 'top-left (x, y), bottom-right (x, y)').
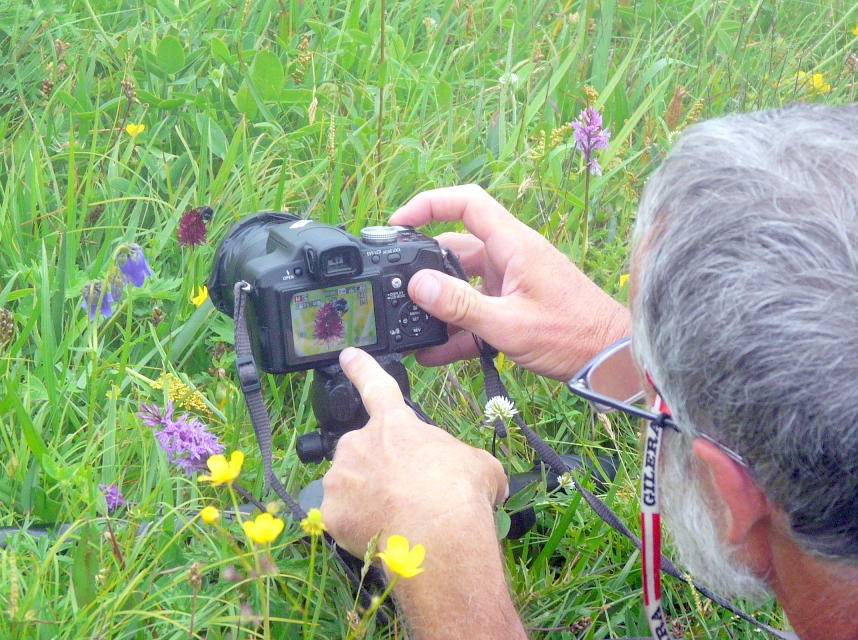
top-left (339, 348), bottom-right (405, 417)
top-left (389, 184), bottom-right (528, 246)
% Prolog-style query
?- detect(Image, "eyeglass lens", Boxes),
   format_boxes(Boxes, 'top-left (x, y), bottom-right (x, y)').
top-left (585, 341), bottom-right (645, 408)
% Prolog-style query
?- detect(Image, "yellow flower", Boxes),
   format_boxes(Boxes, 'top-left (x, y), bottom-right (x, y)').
top-left (125, 123), bottom-right (146, 137)
top-left (242, 512), bottom-right (285, 544)
top-left (619, 273), bottom-right (630, 288)
top-left (200, 505), bottom-right (220, 524)
top-left (151, 371), bottom-right (211, 416)
top-left (198, 450), bottom-right (244, 486)
top-left (796, 71), bottom-right (833, 96)
top-left (810, 72), bottom-right (832, 94)
top-left (191, 285), bottom-right (208, 307)
top-left (377, 534), bottom-right (425, 578)
top-left (300, 508), bottom-right (326, 536)
top-left (852, 21), bottom-right (858, 37)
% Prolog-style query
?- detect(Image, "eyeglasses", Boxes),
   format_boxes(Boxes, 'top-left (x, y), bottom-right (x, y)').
top-left (565, 336), bottom-right (746, 639)
top-left (565, 337), bottom-right (746, 467)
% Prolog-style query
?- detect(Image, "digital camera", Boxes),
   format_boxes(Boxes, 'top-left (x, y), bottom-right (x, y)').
top-left (208, 212), bottom-right (451, 373)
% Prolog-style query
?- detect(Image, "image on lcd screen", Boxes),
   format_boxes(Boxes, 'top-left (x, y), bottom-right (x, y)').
top-left (290, 281), bottom-right (377, 357)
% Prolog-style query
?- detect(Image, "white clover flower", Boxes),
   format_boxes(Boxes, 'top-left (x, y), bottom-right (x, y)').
top-left (557, 472), bottom-right (576, 491)
top-left (498, 72), bottom-right (519, 86)
top-left (484, 395), bottom-right (518, 424)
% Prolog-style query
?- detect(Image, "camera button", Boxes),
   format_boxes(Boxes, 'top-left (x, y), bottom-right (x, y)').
top-left (371, 255), bottom-right (381, 264)
top-left (390, 277), bottom-right (403, 289)
top-left (294, 267), bottom-right (304, 276)
top-left (387, 253), bottom-right (402, 263)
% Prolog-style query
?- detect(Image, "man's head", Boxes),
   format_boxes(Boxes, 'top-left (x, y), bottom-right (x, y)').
top-left (630, 103), bottom-right (858, 595)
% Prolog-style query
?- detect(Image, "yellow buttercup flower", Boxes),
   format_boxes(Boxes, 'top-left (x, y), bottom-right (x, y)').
top-left (191, 285), bottom-right (209, 307)
top-left (300, 508), bottom-right (326, 536)
top-left (377, 534), bottom-right (425, 578)
top-left (198, 450), bottom-right (244, 486)
top-left (200, 505), bottom-right (220, 524)
top-left (242, 512), bottom-right (285, 544)
top-left (852, 21), bottom-right (858, 36)
top-left (810, 73), bottom-right (832, 94)
top-left (796, 71), bottom-right (832, 96)
top-left (125, 123), bottom-right (146, 137)
top-left (619, 273), bottom-right (630, 288)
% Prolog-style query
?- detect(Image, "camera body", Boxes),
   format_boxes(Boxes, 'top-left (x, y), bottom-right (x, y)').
top-left (209, 212), bottom-right (450, 373)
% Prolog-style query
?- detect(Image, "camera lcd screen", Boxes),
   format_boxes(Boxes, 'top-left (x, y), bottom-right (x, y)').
top-left (290, 281), bottom-right (377, 357)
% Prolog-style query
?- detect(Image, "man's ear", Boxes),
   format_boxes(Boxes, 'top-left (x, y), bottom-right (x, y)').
top-left (691, 438), bottom-right (769, 546)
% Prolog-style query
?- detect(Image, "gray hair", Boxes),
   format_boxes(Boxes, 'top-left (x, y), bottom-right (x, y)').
top-left (632, 103), bottom-right (858, 562)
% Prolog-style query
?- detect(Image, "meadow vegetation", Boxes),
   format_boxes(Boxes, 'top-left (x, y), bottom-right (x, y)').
top-left (1, 0), bottom-right (856, 637)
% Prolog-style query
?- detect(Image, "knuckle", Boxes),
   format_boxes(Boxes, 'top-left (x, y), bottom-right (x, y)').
top-left (464, 183), bottom-right (486, 197)
top-left (321, 469), bottom-right (342, 493)
top-left (446, 283), bottom-right (476, 324)
top-left (478, 448), bottom-right (504, 474)
top-left (332, 429), bottom-right (363, 458)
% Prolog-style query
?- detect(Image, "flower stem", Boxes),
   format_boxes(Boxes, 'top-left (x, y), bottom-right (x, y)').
top-left (581, 168), bottom-right (591, 262)
top-left (347, 576), bottom-right (398, 640)
top-left (303, 534), bottom-right (318, 640)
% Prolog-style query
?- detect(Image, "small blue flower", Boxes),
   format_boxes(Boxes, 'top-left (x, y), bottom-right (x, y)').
top-left (81, 281), bottom-right (114, 321)
top-left (116, 243), bottom-right (153, 287)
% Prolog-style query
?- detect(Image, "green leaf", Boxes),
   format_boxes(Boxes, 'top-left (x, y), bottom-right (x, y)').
top-left (236, 84), bottom-right (258, 118)
top-left (136, 89), bottom-right (161, 106)
top-left (495, 508), bottom-right (511, 539)
top-left (195, 113), bottom-right (228, 159)
top-left (210, 36), bottom-right (232, 64)
top-left (155, 35), bottom-right (186, 75)
top-left (72, 523), bottom-right (99, 608)
top-left (158, 97), bottom-right (186, 110)
top-left (168, 300), bottom-right (214, 362)
top-left (250, 50), bottom-right (285, 101)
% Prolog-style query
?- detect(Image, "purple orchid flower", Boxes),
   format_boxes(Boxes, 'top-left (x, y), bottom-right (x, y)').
top-left (572, 107), bottom-right (611, 176)
top-left (99, 483), bottom-right (127, 513)
top-left (138, 402), bottom-right (224, 475)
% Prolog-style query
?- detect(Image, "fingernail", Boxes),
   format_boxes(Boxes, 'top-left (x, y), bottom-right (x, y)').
top-left (412, 271), bottom-right (441, 305)
top-left (339, 347), bottom-right (358, 365)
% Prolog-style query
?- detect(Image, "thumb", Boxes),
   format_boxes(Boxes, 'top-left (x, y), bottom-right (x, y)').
top-left (409, 269), bottom-right (500, 336)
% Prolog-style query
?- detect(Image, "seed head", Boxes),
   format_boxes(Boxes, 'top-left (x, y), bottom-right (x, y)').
top-left (0, 308), bottom-right (14, 344)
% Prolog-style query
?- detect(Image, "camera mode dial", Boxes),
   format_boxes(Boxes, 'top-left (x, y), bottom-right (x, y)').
top-left (360, 226), bottom-right (399, 244)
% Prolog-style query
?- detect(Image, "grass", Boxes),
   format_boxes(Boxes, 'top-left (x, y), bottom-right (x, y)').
top-left (0, 0), bottom-right (856, 638)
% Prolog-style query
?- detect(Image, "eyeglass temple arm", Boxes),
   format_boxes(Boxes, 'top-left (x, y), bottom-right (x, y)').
top-left (566, 380), bottom-right (679, 431)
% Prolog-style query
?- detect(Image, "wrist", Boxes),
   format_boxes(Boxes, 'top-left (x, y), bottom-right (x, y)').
top-left (381, 500), bottom-right (526, 640)
top-left (379, 490), bottom-right (498, 568)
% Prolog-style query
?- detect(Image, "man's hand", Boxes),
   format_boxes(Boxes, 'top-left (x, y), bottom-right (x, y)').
top-left (390, 184), bottom-right (630, 380)
top-left (320, 347), bottom-right (527, 639)
top-left (321, 347), bottom-right (507, 556)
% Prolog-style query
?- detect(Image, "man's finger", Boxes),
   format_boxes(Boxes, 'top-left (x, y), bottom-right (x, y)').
top-left (435, 232), bottom-right (488, 279)
top-left (339, 348), bottom-right (405, 417)
top-left (390, 185), bottom-right (525, 247)
top-left (414, 330), bottom-right (481, 367)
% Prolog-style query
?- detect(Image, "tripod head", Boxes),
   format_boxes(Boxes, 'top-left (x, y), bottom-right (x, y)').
top-left (296, 354), bottom-right (409, 463)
